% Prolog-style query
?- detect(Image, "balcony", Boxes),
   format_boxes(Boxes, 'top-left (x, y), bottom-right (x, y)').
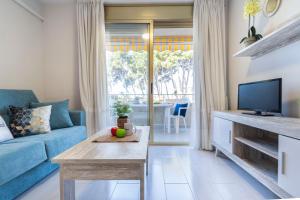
top-left (109, 94), bottom-right (192, 144)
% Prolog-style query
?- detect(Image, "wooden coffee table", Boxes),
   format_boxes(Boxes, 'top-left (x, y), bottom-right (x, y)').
top-left (52, 126), bottom-right (150, 200)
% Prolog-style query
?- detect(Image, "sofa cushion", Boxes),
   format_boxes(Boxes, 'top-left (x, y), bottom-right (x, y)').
top-left (8, 106), bottom-right (33, 137)
top-left (0, 116), bottom-right (13, 142)
top-left (12, 126), bottom-right (87, 159)
top-left (0, 89), bottom-right (38, 117)
top-left (30, 100), bottom-right (74, 130)
top-left (8, 106), bottom-right (52, 137)
top-left (1, 115), bottom-right (10, 127)
top-left (173, 103), bottom-right (188, 117)
top-left (0, 141), bottom-right (47, 185)
top-left (69, 110), bottom-right (86, 126)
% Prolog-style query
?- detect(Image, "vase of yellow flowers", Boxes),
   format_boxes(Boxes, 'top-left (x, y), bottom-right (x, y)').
top-left (240, 0), bottom-right (263, 47)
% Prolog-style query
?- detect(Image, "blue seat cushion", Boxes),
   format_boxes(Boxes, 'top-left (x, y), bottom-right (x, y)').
top-left (30, 100), bottom-right (73, 130)
top-left (173, 103), bottom-right (188, 117)
top-left (12, 126), bottom-right (87, 159)
top-left (0, 141), bottom-right (47, 185)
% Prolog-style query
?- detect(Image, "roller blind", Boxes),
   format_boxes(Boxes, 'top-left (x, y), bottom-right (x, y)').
top-left (105, 5), bottom-right (193, 22)
top-left (106, 35), bottom-right (192, 52)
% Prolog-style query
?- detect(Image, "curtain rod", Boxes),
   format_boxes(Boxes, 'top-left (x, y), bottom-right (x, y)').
top-left (12, 0), bottom-right (45, 22)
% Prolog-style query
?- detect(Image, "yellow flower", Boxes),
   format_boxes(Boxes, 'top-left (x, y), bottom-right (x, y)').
top-left (244, 0), bottom-right (261, 17)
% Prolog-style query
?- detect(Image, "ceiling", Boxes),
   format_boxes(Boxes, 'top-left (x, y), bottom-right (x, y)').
top-left (39, 0), bottom-right (194, 4)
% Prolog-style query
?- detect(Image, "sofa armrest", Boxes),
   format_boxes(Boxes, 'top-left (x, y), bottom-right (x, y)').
top-left (69, 110), bottom-right (86, 126)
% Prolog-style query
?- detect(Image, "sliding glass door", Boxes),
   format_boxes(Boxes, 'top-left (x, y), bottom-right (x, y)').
top-left (105, 21), bottom-right (193, 145)
top-left (152, 27), bottom-right (193, 144)
top-left (105, 22), bottom-right (153, 133)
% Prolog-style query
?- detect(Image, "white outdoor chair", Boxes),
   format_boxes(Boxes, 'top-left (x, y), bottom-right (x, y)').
top-left (164, 102), bottom-right (189, 134)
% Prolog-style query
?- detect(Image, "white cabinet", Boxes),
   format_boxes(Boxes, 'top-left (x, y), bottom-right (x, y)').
top-left (213, 117), bottom-right (233, 153)
top-left (278, 135), bottom-right (300, 197)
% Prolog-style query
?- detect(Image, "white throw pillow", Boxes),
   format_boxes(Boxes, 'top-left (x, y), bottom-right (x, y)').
top-left (0, 116), bottom-right (14, 142)
top-left (30, 105), bottom-right (52, 133)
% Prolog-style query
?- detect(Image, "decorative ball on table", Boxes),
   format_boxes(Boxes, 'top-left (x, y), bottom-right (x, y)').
top-left (116, 128), bottom-right (127, 138)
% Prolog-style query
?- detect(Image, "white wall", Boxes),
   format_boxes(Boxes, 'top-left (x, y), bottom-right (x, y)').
top-left (43, 2), bottom-right (80, 109)
top-left (0, 0), bottom-right (45, 99)
top-left (228, 0), bottom-right (300, 117)
top-left (0, 1), bottom-right (80, 108)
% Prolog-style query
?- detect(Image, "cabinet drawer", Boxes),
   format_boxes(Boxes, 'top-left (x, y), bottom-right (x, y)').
top-left (213, 117), bottom-right (233, 153)
top-left (278, 135), bottom-right (300, 197)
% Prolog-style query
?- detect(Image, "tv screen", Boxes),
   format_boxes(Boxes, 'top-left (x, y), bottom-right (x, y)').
top-left (238, 78), bottom-right (282, 113)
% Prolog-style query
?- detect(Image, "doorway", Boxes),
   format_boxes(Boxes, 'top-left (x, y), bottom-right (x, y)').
top-left (105, 21), bottom-right (193, 145)
top-left (152, 27), bottom-right (193, 144)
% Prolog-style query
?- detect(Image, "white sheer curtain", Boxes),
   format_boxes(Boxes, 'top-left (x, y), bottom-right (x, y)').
top-left (77, 0), bottom-right (109, 135)
top-left (192, 0), bottom-right (228, 150)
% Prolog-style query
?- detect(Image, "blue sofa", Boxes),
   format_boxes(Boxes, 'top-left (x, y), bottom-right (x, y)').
top-left (0, 89), bottom-right (87, 200)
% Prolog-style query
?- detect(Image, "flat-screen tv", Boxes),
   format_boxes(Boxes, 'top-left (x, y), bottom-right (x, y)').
top-left (238, 78), bottom-right (282, 115)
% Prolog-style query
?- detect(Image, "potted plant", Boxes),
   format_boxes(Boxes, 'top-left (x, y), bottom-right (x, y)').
top-left (240, 26), bottom-right (263, 47)
top-left (240, 0), bottom-right (263, 47)
top-left (113, 101), bottom-right (132, 128)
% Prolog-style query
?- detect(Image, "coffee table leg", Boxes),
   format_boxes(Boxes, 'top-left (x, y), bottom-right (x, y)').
top-left (60, 171), bottom-right (75, 200)
top-left (140, 163), bottom-right (145, 200)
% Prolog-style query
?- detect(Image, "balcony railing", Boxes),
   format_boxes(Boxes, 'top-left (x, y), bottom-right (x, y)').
top-left (109, 93), bottom-right (194, 105)
top-left (108, 93), bottom-right (194, 127)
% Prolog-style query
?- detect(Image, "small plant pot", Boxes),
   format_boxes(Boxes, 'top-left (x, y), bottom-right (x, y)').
top-left (117, 116), bottom-right (128, 129)
top-left (242, 36), bottom-right (257, 47)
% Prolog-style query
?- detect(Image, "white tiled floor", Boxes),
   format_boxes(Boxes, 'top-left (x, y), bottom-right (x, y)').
top-left (153, 126), bottom-right (191, 143)
top-left (17, 146), bottom-right (278, 200)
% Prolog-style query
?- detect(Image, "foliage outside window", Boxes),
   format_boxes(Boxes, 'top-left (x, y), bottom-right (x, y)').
top-left (107, 49), bottom-right (193, 104)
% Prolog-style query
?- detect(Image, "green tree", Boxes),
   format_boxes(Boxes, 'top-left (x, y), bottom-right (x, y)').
top-left (107, 49), bottom-right (193, 102)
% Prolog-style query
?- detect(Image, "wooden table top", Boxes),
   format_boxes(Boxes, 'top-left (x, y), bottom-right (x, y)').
top-left (52, 126), bottom-right (150, 164)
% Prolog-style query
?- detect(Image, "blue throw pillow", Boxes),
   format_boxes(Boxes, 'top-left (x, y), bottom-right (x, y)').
top-left (173, 103), bottom-right (188, 117)
top-left (30, 100), bottom-right (73, 130)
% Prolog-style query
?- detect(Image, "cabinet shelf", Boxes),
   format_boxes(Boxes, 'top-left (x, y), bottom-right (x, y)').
top-left (214, 143), bottom-right (291, 199)
top-left (235, 137), bottom-right (278, 159)
top-left (212, 111), bottom-right (299, 198)
top-left (233, 16), bottom-right (300, 58)
top-left (242, 157), bottom-right (277, 182)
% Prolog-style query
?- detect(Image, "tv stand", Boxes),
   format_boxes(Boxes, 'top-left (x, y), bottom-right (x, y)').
top-left (212, 111), bottom-right (300, 198)
top-left (242, 111), bottom-right (275, 116)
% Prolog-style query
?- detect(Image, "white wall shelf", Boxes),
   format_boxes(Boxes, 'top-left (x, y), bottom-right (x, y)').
top-left (233, 16), bottom-right (300, 58)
